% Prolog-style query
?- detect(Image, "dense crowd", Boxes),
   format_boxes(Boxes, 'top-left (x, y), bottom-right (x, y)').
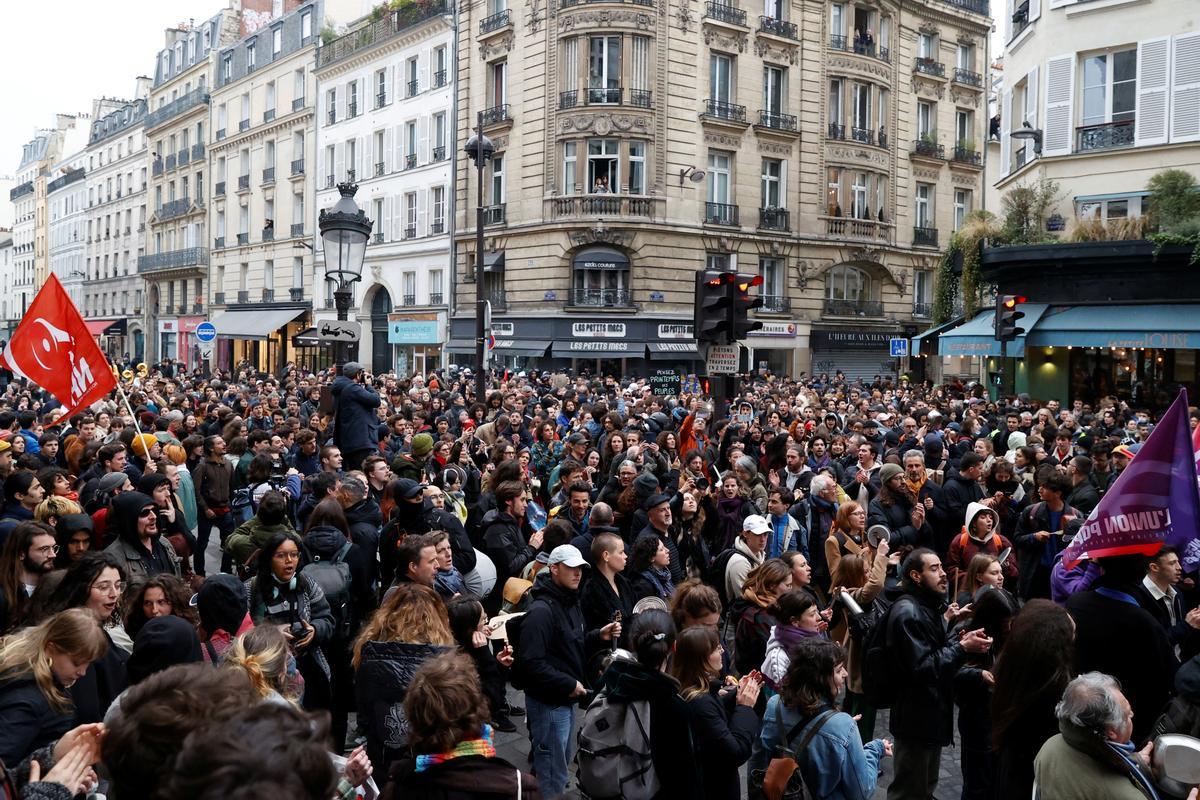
top-left (0, 357), bottom-right (1197, 800)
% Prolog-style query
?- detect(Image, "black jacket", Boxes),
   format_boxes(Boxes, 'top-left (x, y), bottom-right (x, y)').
top-left (1152, 653), bottom-right (1200, 740)
top-left (331, 375), bottom-right (382, 454)
top-left (482, 510), bottom-right (535, 585)
top-left (886, 585), bottom-right (967, 747)
top-left (303, 524), bottom-right (373, 629)
top-left (1014, 501), bottom-right (1081, 599)
top-left (939, 473), bottom-right (984, 535)
top-left (637, 524), bottom-right (685, 585)
top-left (0, 676), bottom-right (73, 767)
top-left (381, 754), bottom-right (541, 800)
top-left (1066, 480), bottom-right (1100, 518)
top-left (355, 640), bottom-right (452, 775)
top-left (69, 630), bottom-right (128, 725)
top-left (867, 492), bottom-right (934, 549)
top-left (517, 572), bottom-right (601, 705)
top-left (344, 497), bottom-right (383, 592)
top-left (578, 571), bottom-right (634, 674)
top-left (1135, 582), bottom-right (1200, 662)
top-left (684, 683), bottom-right (760, 800)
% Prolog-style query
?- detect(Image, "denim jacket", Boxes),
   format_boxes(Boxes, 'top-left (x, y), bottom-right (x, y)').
top-left (760, 696), bottom-right (886, 800)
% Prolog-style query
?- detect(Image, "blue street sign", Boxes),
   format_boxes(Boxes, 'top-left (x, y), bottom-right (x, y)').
top-left (889, 337), bottom-right (908, 358)
top-left (195, 322), bottom-right (217, 343)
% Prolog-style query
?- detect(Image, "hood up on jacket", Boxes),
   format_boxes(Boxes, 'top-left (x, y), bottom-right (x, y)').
top-left (345, 497), bottom-right (383, 528)
top-left (304, 524), bottom-right (350, 559)
top-left (127, 615), bottom-right (202, 685)
top-left (111, 491), bottom-right (157, 545)
top-left (963, 501), bottom-right (1001, 540)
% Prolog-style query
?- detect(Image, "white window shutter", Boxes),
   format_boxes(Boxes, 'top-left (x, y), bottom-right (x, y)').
top-left (334, 144), bottom-right (344, 184)
top-left (1028, 0), bottom-right (1041, 23)
top-left (364, 135), bottom-right (374, 176)
top-left (1025, 66), bottom-right (1039, 127)
top-left (384, 128), bottom-right (393, 173)
top-left (1005, 0), bottom-right (1014, 44)
top-left (1169, 32), bottom-right (1200, 143)
top-left (1137, 37), bottom-right (1171, 146)
top-left (1042, 54), bottom-right (1075, 156)
top-left (393, 125), bottom-right (403, 172)
top-left (1001, 89), bottom-right (1012, 174)
top-left (418, 117), bottom-right (430, 162)
top-left (382, 196), bottom-right (391, 242)
top-left (418, 190), bottom-right (428, 237)
top-left (391, 193), bottom-right (401, 241)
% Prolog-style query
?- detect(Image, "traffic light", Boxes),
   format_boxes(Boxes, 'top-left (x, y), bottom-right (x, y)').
top-left (694, 270), bottom-right (734, 343)
top-left (730, 272), bottom-right (764, 340)
top-left (994, 294), bottom-right (1027, 342)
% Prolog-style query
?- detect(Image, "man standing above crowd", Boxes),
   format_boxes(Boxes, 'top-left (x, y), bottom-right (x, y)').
top-left (331, 362), bottom-right (382, 472)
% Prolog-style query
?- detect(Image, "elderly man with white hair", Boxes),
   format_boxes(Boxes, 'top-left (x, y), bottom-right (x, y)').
top-left (1033, 672), bottom-right (1159, 800)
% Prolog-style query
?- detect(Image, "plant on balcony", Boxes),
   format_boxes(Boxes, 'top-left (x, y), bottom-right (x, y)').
top-left (919, 131), bottom-right (938, 146)
top-left (932, 211), bottom-right (997, 324)
top-left (997, 176), bottom-right (1062, 245)
top-left (1064, 215), bottom-right (1149, 243)
top-left (1146, 169), bottom-right (1200, 231)
top-left (321, 19), bottom-right (337, 44)
top-left (956, 138), bottom-right (976, 152)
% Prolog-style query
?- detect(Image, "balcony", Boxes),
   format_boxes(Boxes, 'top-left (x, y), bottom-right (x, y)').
top-left (704, 202), bottom-right (739, 226)
top-left (263, 108), bottom-right (276, 123)
top-left (483, 204), bottom-right (506, 225)
top-left (165, 154), bottom-right (177, 170)
top-left (293, 96), bottom-right (306, 112)
top-left (851, 127), bottom-right (875, 145)
top-left (432, 220), bottom-right (446, 234)
top-left (702, 99), bottom-right (747, 124)
top-left (238, 291), bottom-right (250, 304)
top-left (758, 110), bottom-right (798, 132)
top-left (758, 294), bottom-right (790, 313)
top-left (373, 232), bottom-right (385, 244)
top-left (705, 1), bottom-right (746, 26)
top-left (630, 89), bottom-right (652, 108)
top-left (953, 68), bottom-right (983, 88)
top-left (1076, 120), bottom-right (1135, 153)
top-left (291, 158), bottom-right (305, 176)
top-left (759, 207), bottom-right (789, 231)
top-left (481, 104), bottom-right (511, 126)
top-left (326, 174), bottom-right (336, 188)
top-left (178, 149), bottom-right (190, 166)
top-left (152, 160), bottom-right (164, 177)
top-left (911, 139), bottom-right (945, 160)
top-left (550, 194), bottom-right (659, 219)
top-left (404, 225), bottom-right (417, 239)
top-left (216, 128), bottom-right (226, 141)
top-left (480, 9), bottom-right (511, 33)
top-left (569, 288), bottom-right (633, 308)
top-left (156, 198), bottom-right (191, 221)
top-left (913, 301), bottom-right (933, 318)
top-left (291, 223), bottom-right (305, 237)
top-left (262, 289), bottom-right (275, 302)
top-left (318, 3), bottom-right (451, 68)
top-left (214, 236), bottom-right (225, 249)
top-left (215, 181), bottom-right (226, 197)
top-left (144, 86), bottom-right (209, 131)
top-left (237, 232), bottom-right (249, 245)
top-left (348, 103), bottom-right (358, 118)
top-left (137, 247), bottom-right (209, 274)
top-left (430, 292), bottom-right (444, 304)
top-left (327, 109), bottom-right (337, 125)
top-left (192, 143), bottom-right (205, 160)
top-left (238, 175), bottom-right (250, 191)
top-left (434, 70), bottom-right (447, 88)
top-left (758, 16), bottom-right (797, 39)
top-left (370, 160), bottom-right (383, 177)
top-left (586, 87), bottom-right (623, 105)
top-left (262, 226), bottom-right (274, 242)
top-left (951, 146), bottom-right (983, 167)
top-left (432, 145), bottom-right (446, 161)
top-left (824, 298), bottom-right (884, 317)
top-left (262, 167), bottom-right (275, 184)
top-left (376, 92), bottom-right (387, 109)
top-left (913, 58), bottom-right (946, 78)
top-left (560, 90), bottom-right (578, 109)
top-left (290, 288), bottom-right (305, 301)
top-left (913, 226), bottom-right (939, 248)
top-left (407, 79), bottom-right (419, 98)
top-left (824, 216), bottom-right (892, 242)
top-left (403, 294), bottom-right (416, 305)
top-left (827, 122), bottom-right (846, 140)
top-left (239, 119), bottom-right (251, 132)
top-left (942, 0), bottom-right (989, 14)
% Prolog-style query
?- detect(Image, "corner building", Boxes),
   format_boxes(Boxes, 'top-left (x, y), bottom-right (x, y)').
top-left (453, 0), bottom-right (990, 378)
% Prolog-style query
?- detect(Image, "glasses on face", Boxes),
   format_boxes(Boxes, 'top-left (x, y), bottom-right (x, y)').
top-left (274, 550), bottom-right (300, 562)
top-left (92, 580), bottom-right (126, 594)
top-left (34, 544), bottom-right (60, 555)
top-left (138, 508), bottom-right (156, 518)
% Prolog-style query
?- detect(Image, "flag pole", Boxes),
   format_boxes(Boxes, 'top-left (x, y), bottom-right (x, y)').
top-left (104, 355), bottom-right (145, 441)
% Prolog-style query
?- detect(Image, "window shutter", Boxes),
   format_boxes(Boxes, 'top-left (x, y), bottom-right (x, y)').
top-left (1005, 0), bottom-right (1014, 43)
top-left (393, 125), bottom-right (403, 173)
top-left (1028, 0), bottom-right (1041, 23)
top-left (1042, 54), bottom-right (1075, 156)
top-left (364, 134), bottom-right (374, 176)
top-left (1024, 66), bottom-right (1039, 127)
top-left (1170, 32), bottom-right (1200, 143)
top-left (1136, 37), bottom-right (1171, 146)
top-left (1001, 89), bottom-right (1012, 174)
top-left (334, 144), bottom-right (344, 184)
top-left (418, 117), bottom-right (430, 163)
top-left (384, 128), bottom-right (393, 173)
top-left (391, 193), bottom-right (402, 241)
top-left (381, 196), bottom-right (391, 242)
top-left (418, 190), bottom-right (428, 237)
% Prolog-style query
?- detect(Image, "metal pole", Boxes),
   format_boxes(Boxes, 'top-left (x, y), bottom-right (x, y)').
top-left (474, 111), bottom-right (487, 405)
top-left (334, 285), bottom-right (352, 375)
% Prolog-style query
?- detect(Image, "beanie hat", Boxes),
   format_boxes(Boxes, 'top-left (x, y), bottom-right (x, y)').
top-left (879, 463), bottom-right (904, 484)
top-left (195, 574), bottom-right (249, 637)
top-left (132, 433), bottom-right (159, 458)
top-left (127, 616), bottom-right (202, 685)
top-left (633, 471), bottom-right (660, 496)
top-left (411, 433), bottom-right (435, 458)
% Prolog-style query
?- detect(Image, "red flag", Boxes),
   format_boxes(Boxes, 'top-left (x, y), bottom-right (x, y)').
top-left (1, 274), bottom-right (115, 418)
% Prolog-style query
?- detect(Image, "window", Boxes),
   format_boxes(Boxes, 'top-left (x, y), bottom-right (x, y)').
top-left (373, 198), bottom-right (385, 237)
top-left (405, 193), bottom-right (418, 234)
top-left (293, 257), bottom-right (304, 290)
top-left (915, 183), bottom-right (933, 227)
top-left (265, 140), bottom-right (276, 172)
top-left (221, 53), bottom-right (232, 83)
top-left (374, 130), bottom-right (385, 172)
top-left (631, 36), bottom-right (650, 93)
top-left (348, 80), bottom-right (359, 114)
top-left (403, 272), bottom-right (416, 300)
top-left (763, 66), bottom-right (785, 115)
top-left (246, 39), bottom-right (256, 71)
top-left (710, 53), bottom-right (733, 104)
top-left (430, 269), bottom-right (444, 299)
top-left (490, 154), bottom-right (505, 204)
top-left (707, 150), bottom-right (731, 205)
top-left (957, 43), bottom-right (974, 71)
top-left (918, 33), bottom-right (936, 60)
top-left (203, 25), bottom-right (212, 52)
top-left (852, 82), bottom-right (871, 131)
top-left (954, 189), bottom-right (972, 230)
top-left (828, 79), bottom-right (843, 128)
top-left (432, 187), bottom-right (446, 230)
top-left (272, 26), bottom-right (282, 58)
top-left (563, 141), bottom-right (577, 194)
top-left (851, 171), bottom-right (869, 219)
top-left (587, 139), bottom-right (619, 192)
top-left (573, 247), bottom-right (628, 305)
top-left (1081, 49), bottom-right (1136, 127)
top-left (435, 47), bottom-right (447, 81)
top-left (628, 141), bottom-right (646, 195)
top-left (346, 138), bottom-right (357, 178)
top-left (406, 58), bottom-right (419, 95)
top-left (956, 109), bottom-right (973, 147)
top-left (760, 257), bottom-right (781, 299)
top-left (301, 10), bottom-right (312, 42)
top-left (294, 69), bottom-right (306, 105)
top-left (241, 93), bottom-right (250, 124)
top-left (589, 36), bottom-right (621, 101)
top-left (830, 3), bottom-right (844, 38)
top-left (914, 270), bottom-right (932, 311)
top-left (488, 61), bottom-right (507, 106)
top-left (406, 121), bottom-right (417, 161)
top-left (761, 158), bottom-right (783, 208)
top-left (1077, 196), bottom-right (1141, 221)
top-left (826, 265), bottom-right (871, 301)
top-left (266, 81), bottom-right (276, 113)
top-left (326, 88), bottom-right (336, 121)
top-left (293, 192), bottom-right (304, 227)
top-left (434, 112), bottom-right (446, 155)
top-left (264, 260), bottom-right (274, 292)
top-left (917, 101), bottom-right (934, 137)
top-left (376, 69), bottom-right (388, 105)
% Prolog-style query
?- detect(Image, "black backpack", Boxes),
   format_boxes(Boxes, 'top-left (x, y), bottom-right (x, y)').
top-left (704, 547), bottom-right (740, 607)
top-left (859, 595), bottom-right (902, 709)
top-left (300, 541), bottom-right (353, 639)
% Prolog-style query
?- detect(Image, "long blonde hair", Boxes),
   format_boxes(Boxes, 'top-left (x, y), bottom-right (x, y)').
top-left (353, 583), bottom-right (453, 668)
top-left (35, 496), bottom-right (82, 524)
top-left (0, 608), bottom-right (107, 712)
top-left (224, 625), bottom-right (295, 703)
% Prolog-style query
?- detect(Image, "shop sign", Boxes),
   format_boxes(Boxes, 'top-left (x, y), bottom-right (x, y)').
top-left (652, 342), bottom-right (695, 352)
top-left (158, 320), bottom-right (177, 334)
top-left (810, 330), bottom-right (898, 351)
top-left (572, 322), bottom-right (626, 338)
top-left (388, 320), bottom-right (440, 344)
top-left (492, 322), bottom-right (514, 337)
top-left (657, 323), bottom-right (694, 339)
top-left (748, 322), bottom-right (797, 338)
top-left (569, 341), bottom-right (629, 351)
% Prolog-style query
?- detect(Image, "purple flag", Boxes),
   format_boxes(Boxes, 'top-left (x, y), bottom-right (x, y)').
top-left (1063, 389), bottom-right (1200, 571)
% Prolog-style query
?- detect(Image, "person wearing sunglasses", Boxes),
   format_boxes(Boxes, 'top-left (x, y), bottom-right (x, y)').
top-left (0, 521), bottom-right (60, 634)
top-left (103, 492), bottom-right (181, 587)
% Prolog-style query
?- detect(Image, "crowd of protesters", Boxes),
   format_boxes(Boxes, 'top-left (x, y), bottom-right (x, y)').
top-left (0, 357), bottom-right (1197, 799)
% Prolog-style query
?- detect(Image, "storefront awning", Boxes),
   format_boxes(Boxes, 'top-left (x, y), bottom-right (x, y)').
top-left (84, 319), bottom-right (118, 337)
top-left (211, 307), bottom-right (307, 341)
top-left (445, 339), bottom-right (475, 354)
top-left (483, 252), bottom-right (505, 272)
top-left (552, 341), bottom-right (646, 358)
top-left (572, 247), bottom-right (629, 271)
top-left (292, 327), bottom-right (333, 348)
top-left (491, 339), bottom-right (551, 357)
top-left (910, 315), bottom-right (965, 356)
top-left (1025, 304), bottom-right (1200, 350)
top-left (937, 304), bottom-right (1049, 358)
top-left (647, 342), bottom-right (700, 360)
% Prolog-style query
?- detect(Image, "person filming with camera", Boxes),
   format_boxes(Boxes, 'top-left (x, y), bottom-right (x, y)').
top-left (331, 362), bottom-right (383, 473)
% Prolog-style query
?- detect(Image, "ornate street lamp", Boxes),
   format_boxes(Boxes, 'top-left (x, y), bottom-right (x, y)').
top-left (319, 182), bottom-right (373, 373)
top-left (465, 113), bottom-right (494, 405)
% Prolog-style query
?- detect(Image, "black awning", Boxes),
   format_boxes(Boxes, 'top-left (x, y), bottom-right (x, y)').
top-left (103, 319), bottom-right (128, 336)
top-left (484, 251), bottom-right (505, 272)
top-left (572, 247), bottom-right (629, 271)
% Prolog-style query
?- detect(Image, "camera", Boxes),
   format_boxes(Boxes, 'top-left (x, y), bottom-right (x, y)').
top-left (695, 477), bottom-right (709, 491)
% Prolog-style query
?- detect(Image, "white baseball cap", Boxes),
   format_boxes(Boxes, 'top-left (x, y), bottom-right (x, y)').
top-left (547, 544), bottom-right (589, 568)
top-left (742, 514), bottom-right (771, 535)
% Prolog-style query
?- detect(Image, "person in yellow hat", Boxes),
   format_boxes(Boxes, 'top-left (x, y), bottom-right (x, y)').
top-left (0, 439), bottom-right (12, 482)
top-left (131, 433), bottom-right (162, 475)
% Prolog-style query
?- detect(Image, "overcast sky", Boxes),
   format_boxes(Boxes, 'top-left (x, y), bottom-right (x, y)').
top-left (0, 0), bottom-right (222, 178)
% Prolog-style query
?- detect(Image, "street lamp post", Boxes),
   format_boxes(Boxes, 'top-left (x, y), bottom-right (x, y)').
top-left (319, 182), bottom-right (373, 374)
top-left (465, 112), bottom-right (494, 406)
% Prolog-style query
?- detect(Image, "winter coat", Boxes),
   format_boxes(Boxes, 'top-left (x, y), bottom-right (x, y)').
top-left (724, 536), bottom-right (765, 604)
top-left (885, 585), bottom-right (967, 747)
top-left (637, 523), bottom-right (685, 585)
top-left (0, 676), bottom-right (73, 767)
top-left (481, 509), bottom-right (535, 586)
top-left (946, 501), bottom-right (1019, 591)
top-left (1034, 720), bottom-right (1158, 800)
top-left (382, 754), bottom-right (541, 800)
top-left (939, 472), bottom-right (985, 534)
top-left (303, 524), bottom-right (373, 628)
top-left (867, 491), bottom-right (934, 549)
top-left (760, 626), bottom-right (824, 688)
top-left (246, 570), bottom-right (335, 681)
top-left (731, 598), bottom-right (775, 677)
top-left (69, 630), bottom-right (127, 725)
top-left (356, 640), bottom-right (452, 776)
top-left (760, 698), bottom-right (886, 800)
top-left (1014, 501), bottom-right (1082, 599)
top-left (683, 682), bottom-right (760, 800)
top-left (517, 571), bottom-right (601, 704)
top-left (331, 375), bottom-right (382, 454)
top-left (1066, 480), bottom-right (1100, 517)
top-left (1151, 652), bottom-right (1200, 740)
top-left (578, 571), bottom-right (634, 661)
top-left (5, 742), bottom-right (76, 800)
top-left (226, 516), bottom-right (298, 568)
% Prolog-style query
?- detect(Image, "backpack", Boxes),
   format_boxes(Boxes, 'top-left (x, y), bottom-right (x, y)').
top-left (577, 688), bottom-right (660, 800)
top-left (230, 486), bottom-right (254, 524)
top-left (859, 594), bottom-right (902, 709)
top-left (705, 547), bottom-right (740, 607)
top-left (749, 707), bottom-right (836, 800)
top-left (300, 541), bottom-right (353, 639)
top-left (503, 600), bottom-right (537, 691)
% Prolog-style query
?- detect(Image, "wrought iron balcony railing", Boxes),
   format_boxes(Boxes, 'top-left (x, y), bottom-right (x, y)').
top-left (704, 202), bottom-right (739, 226)
top-left (758, 207), bottom-right (789, 231)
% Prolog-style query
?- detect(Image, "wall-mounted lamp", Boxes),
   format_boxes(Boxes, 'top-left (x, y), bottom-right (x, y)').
top-left (679, 166), bottom-right (707, 186)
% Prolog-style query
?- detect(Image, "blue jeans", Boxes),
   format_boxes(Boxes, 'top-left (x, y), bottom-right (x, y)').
top-left (196, 509), bottom-right (234, 575)
top-left (526, 695), bottom-right (575, 799)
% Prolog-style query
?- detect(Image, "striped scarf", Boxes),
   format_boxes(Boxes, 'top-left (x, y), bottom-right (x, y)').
top-left (415, 724), bottom-right (496, 772)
